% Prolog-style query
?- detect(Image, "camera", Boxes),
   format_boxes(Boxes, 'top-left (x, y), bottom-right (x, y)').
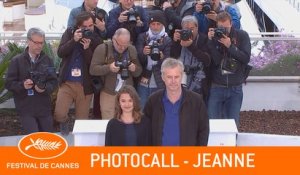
top-left (214, 27), bottom-right (226, 39)
top-left (179, 29), bottom-right (192, 41)
top-left (30, 67), bottom-right (55, 89)
top-left (149, 40), bottom-right (160, 61)
top-left (115, 59), bottom-right (131, 80)
top-left (201, 2), bottom-right (212, 14)
top-left (183, 64), bottom-right (205, 93)
top-left (125, 8), bottom-right (138, 24)
top-left (184, 64), bottom-right (202, 75)
top-left (221, 57), bottom-right (239, 74)
top-left (80, 28), bottom-right (93, 39)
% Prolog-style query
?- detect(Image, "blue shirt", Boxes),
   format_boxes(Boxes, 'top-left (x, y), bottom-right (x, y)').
top-left (162, 91), bottom-right (183, 146)
top-left (65, 44), bottom-right (83, 82)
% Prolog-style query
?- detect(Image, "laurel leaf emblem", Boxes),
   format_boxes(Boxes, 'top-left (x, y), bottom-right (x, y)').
top-left (24, 138), bottom-right (62, 151)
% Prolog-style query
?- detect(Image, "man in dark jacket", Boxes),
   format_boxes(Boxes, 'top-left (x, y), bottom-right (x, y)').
top-left (160, 0), bottom-right (195, 37)
top-left (67, 0), bottom-right (107, 39)
top-left (207, 11), bottom-right (251, 126)
top-left (106, 0), bottom-right (149, 44)
top-left (5, 28), bottom-right (58, 134)
top-left (55, 12), bottom-right (102, 134)
top-left (144, 58), bottom-right (209, 146)
top-left (171, 15), bottom-right (211, 101)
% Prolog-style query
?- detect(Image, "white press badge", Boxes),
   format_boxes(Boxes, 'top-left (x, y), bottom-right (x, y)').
top-left (71, 68), bottom-right (81, 77)
top-left (115, 74), bottom-right (125, 92)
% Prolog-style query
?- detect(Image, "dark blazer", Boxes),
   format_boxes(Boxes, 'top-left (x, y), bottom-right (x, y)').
top-left (144, 88), bottom-right (209, 146)
top-left (105, 117), bottom-right (151, 146)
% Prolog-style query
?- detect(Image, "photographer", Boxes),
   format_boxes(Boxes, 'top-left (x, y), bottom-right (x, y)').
top-left (207, 11), bottom-right (251, 126)
top-left (107, 0), bottom-right (149, 44)
top-left (135, 10), bottom-right (172, 108)
top-left (193, 0), bottom-right (240, 34)
top-left (171, 15), bottom-right (210, 101)
top-left (159, 0), bottom-right (195, 37)
top-left (67, 0), bottom-right (108, 39)
top-left (90, 28), bottom-right (142, 119)
top-left (5, 28), bottom-right (58, 134)
top-left (55, 12), bottom-right (102, 135)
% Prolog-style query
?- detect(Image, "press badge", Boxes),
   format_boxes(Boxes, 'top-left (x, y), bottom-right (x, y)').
top-left (71, 68), bottom-right (81, 77)
top-left (27, 89), bottom-right (34, 96)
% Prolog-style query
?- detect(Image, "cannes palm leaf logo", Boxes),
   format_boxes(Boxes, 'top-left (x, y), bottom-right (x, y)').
top-left (25, 138), bottom-right (62, 151)
top-left (18, 132), bottom-right (68, 159)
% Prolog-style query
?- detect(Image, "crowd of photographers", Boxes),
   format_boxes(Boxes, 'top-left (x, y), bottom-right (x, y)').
top-left (5, 0), bottom-right (251, 145)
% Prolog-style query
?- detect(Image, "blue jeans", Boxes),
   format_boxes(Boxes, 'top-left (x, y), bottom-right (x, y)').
top-left (207, 85), bottom-right (243, 126)
top-left (137, 84), bottom-right (159, 109)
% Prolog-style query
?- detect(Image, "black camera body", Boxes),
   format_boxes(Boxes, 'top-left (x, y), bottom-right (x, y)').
top-left (214, 27), bottom-right (226, 39)
top-left (184, 64), bottom-right (202, 75)
top-left (29, 67), bottom-right (55, 90)
top-left (179, 29), bottom-right (193, 41)
top-left (125, 8), bottom-right (139, 24)
top-left (115, 59), bottom-right (131, 80)
top-left (149, 40), bottom-right (160, 61)
top-left (81, 28), bottom-right (93, 39)
top-left (202, 2), bottom-right (212, 14)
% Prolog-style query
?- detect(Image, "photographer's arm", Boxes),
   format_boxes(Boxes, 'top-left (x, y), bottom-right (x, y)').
top-left (5, 58), bottom-right (27, 95)
top-left (90, 44), bottom-right (111, 76)
top-left (135, 34), bottom-right (151, 79)
top-left (187, 37), bottom-right (211, 67)
top-left (227, 31), bottom-right (251, 65)
top-left (57, 28), bottom-right (77, 59)
top-left (106, 9), bottom-right (122, 39)
top-left (128, 46), bottom-right (142, 78)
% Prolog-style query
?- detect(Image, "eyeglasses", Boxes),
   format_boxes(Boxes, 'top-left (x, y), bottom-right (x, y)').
top-left (29, 38), bottom-right (44, 45)
top-left (113, 39), bottom-right (129, 50)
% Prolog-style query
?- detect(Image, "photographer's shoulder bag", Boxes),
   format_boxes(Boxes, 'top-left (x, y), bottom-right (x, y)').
top-left (91, 43), bottom-right (108, 93)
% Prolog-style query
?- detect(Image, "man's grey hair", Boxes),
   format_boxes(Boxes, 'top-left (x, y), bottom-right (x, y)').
top-left (181, 15), bottom-right (198, 27)
top-left (113, 28), bottom-right (130, 40)
top-left (27, 27), bottom-right (45, 40)
top-left (161, 58), bottom-right (184, 75)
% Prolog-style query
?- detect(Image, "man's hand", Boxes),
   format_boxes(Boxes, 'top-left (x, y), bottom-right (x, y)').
top-left (109, 62), bottom-right (120, 73)
top-left (80, 38), bottom-right (91, 50)
top-left (195, 3), bottom-right (203, 13)
top-left (143, 45), bottom-right (151, 55)
top-left (34, 85), bottom-right (45, 93)
top-left (162, 1), bottom-right (172, 11)
top-left (118, 11), bottom-right (128, 23)
top-left (128, 63), bottom-right (136, 72)
top-left (173, 30), bottom-right (181, 42)
top-left (95, 18), bottom-right (106, 32)
top-left (208, 28), bottom-right (215, 40)
top-left (23, 79), bottom-right (33, 89)
top-left (136, 16), bottom-right (144, 27)
top-left (73, 28), bottom-right (83, 42)
top-left (218, 35), bottom-right (232, 48)
top-left (140, 77), bottom-right (149, 85)
top-left (206, 11), bottom-right (217, 21)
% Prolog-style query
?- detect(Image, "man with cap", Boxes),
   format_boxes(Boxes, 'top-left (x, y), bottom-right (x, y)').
top-left (135, 10), bottom-right (172, 108)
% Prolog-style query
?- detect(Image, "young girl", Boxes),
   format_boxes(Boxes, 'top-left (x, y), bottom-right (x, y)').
top-left (105, 85), bottom-right (151, 146)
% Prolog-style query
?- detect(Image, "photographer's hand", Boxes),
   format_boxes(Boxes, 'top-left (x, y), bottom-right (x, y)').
top-left (206, 11), bottom-right (217, 21)
top-left (136, 16), bottom-right (144, 27)
top-left (34, 85), bottom-right (45, 93)
top-left (140, 77), bottom-right (149, 85)
top-left (162, 1), bottom-right (172, 11)
top-left (143, 46), bottom-right (151, 55)
top-left (95, 18), bottom-right (106, 32)
top-left (73, 29), bottom-right (82, 42)
top-left (80, 38), bottom-right (91, 50)
top-left (128, 63), bottom-right (136, 72)
top-left (207, 28), bottom-right (214, 40)
top-left (118, 11), bottom-right (128, 23)
top-left (195, 3), bottom-right (203, 13)
top-left (23, 79), bottom-right (33, 89)
top-left (173, 30), bottom-right (181, 42)
top-left (110, 62), bottom-right (120, 73)
top-left (219, 35), bottom-right (231, 48)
